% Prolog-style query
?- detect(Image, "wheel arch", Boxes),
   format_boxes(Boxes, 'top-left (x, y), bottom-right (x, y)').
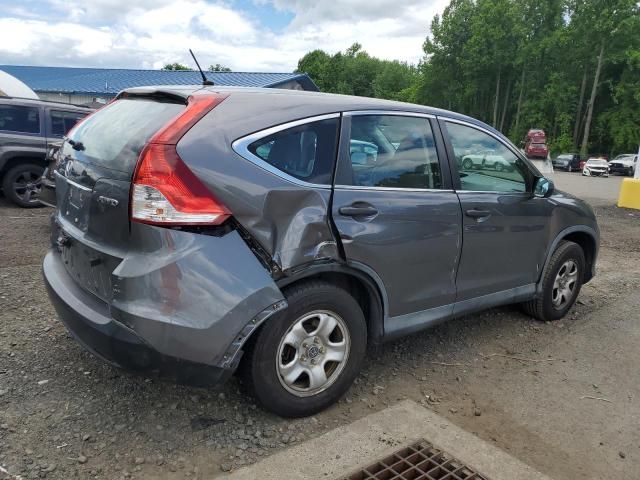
top-left (0, 153), bottom-right (46, 178)
top-left (537, 226), bottom-right (598, 294)
top-left (275, 263), bottom-right (386, 346)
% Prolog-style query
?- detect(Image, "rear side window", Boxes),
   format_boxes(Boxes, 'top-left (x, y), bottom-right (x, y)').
top-left (50, 110), bottom-right (87, 136)
top-left (65, 98), bottom-right (183, 173)
top-left (0, 105), bottom-right (40, 134)
top-left (248, 118), bottom-right (339, 185)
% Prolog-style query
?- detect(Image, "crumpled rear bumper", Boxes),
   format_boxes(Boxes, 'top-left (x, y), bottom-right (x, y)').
top-left (44, 219), bottom-right (287, 385)
top-left (43, 250), bottom-right (235, 385)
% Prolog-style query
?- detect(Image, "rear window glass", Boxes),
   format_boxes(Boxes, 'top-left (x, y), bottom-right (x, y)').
top-left (0, 105), bottom-right (40, 134)
top-left (64, 98), bottom-right (184, 173)
top-left (50, 110), bottom-right (87, 136)
top-left (248, 118), bottom-right (339, 185)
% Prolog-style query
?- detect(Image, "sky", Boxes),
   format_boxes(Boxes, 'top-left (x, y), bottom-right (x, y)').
top-left (0, 0), bottom-right (448, 72)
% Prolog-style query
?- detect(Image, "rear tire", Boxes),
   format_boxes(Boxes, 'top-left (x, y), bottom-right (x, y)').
top-left (462, 158), bottom-right (473, 170)
top-left (522, 241), bottom-right (585, 322)
top-left (2, 163), bottom-right (45, 208)
top-left (243, 280), bottom-right (367, 417)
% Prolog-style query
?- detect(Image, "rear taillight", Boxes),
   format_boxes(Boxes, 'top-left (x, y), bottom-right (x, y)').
top-left (131, 94), bottom-right (229, 226)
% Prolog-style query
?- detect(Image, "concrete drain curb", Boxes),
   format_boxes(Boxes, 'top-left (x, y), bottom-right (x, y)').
top-left (227, 400), bottom-right (552, 480)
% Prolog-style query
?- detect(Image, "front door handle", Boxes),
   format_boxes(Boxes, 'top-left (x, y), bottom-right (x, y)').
top-left (339, 205), bottom-right (378, 217)
top-left (465, 208), bottom-right (491, 219)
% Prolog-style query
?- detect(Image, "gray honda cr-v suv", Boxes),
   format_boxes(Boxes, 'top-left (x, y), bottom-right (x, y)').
top-left (43, 86), bottom-right (599, 417)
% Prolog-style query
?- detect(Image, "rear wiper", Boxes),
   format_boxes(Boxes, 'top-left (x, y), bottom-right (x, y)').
top-left (68, 139), bottom-right (85, 151)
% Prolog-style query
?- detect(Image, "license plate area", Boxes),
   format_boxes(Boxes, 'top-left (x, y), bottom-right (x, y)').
top-left (59, 232), bottom-right (114, 302)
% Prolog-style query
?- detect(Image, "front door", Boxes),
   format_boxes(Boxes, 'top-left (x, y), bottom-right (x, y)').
top-left (331, 113), bottom-right (462, 321)
top-left (441, 119), bottom-right (551, 302)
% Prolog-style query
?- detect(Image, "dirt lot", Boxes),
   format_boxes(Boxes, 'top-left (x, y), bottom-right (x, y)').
top-left (0, 185), bottom-right (639, 480)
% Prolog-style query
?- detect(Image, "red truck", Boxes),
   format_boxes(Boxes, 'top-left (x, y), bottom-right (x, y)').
top-left (523, 129), bottom-right (549, 159)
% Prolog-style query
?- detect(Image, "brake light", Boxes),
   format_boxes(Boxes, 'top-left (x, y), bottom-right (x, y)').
top-left (131, 94), bottom-right (229, 226)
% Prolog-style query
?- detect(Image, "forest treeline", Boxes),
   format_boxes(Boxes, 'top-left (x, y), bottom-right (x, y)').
top-left (296, 0), bottom-right (640, 156)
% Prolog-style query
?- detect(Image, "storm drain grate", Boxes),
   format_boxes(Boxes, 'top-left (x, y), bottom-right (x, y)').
top-left (342, 439), bottom-right (491, 480)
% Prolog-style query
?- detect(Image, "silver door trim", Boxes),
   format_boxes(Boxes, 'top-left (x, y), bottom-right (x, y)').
top-left (343, 110), bottom-right (436, 119)
top-left (231, 113), bottom-right (340, 190)
top-left (335, 185), bottom-right (454, 193)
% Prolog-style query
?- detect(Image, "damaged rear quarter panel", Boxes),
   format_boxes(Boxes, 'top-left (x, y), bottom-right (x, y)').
top-left (109, 223), bottom-right (285, 366)
top-left (176, 95), bottom-right (341, 271)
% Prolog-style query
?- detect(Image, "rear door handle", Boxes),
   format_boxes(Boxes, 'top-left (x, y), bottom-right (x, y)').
top-left (465, 208), bottom-right (491, 219)
top-left (339, 205), bottom-right (378, 217)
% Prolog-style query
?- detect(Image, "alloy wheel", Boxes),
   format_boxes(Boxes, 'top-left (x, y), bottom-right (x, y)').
top-left (552, 260), bottom-right (578, 309)
top-left (13, 170), bottom-right (42, 205)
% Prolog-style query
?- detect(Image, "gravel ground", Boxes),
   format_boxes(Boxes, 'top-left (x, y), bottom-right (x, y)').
top-left (0, 194), bottom-right (638, 480)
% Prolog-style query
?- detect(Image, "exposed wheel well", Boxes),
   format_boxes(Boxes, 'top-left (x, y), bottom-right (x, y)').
top-left (237, 270), bottom-right (385, 377)
top-left (562, 232), bottom-right (596, 282)
top-left (298, 271), bottom-right (384, 344)
top-left (0, 155), bottom-right (46, 179)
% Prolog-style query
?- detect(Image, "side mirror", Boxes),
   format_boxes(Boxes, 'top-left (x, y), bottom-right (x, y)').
top-left (534, 177), bottom-right (554, 198)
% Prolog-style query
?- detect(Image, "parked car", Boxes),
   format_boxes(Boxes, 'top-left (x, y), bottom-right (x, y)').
top-left (37, 140), bottom-right (63, 208)
top-left (552, 153), bottom-right (581, 172)
top-left (43, 87), bottom-right (599, 417)
top-left (525, 142), bottom-right (549, 159)
top-left (582, 158), bottom-right (610, 177)
top-left (608, 154), bottom-right (637, 176)
top-left (525, 129), bottom-right (546, 143)
top-left (523, 129), bottom-right (549, 159)
top-left (0, 97), bottom-right (91, 207)
top-left (461, 149), bottom-right (513, 172)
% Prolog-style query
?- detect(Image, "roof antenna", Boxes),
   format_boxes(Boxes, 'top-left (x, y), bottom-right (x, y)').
top-left (189, 49), bottom-right (214, 86)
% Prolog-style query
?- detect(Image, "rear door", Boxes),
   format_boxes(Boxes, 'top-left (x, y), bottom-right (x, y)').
top-left (331, 112), bottom-right (462, 321)
top-left (440, 118), bottom-right (551, 303)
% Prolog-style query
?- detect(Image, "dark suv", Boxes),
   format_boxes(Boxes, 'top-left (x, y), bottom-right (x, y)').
top-left (552, 153), bottom-right (582, 172)
top-left (43, 87), bottom-right (599, 417)
top-left (0, 97), bottom-right (90, 207)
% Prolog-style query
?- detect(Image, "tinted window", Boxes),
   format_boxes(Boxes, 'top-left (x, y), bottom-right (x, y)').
top-left (248, 118), bottom-right (339, 184)
top-left (50, 110), bottom-right (87, 136)
top-left (345, 115), bottom-right (442, 189)
top-left (0, 105), bottom-right (40, 134)
top-left (446, 122), bottom-right (528, 193)
top-left (64, 99), bottom-right (183, 173)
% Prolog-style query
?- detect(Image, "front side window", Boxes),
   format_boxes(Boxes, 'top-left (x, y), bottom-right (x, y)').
top-left (446, 122), bottom-right (528, 193)
top-left (248, 118), bottom-right (339, 185)
top-left (0, 105), bottom-right (40, 134)
top-left (50, 110), bottom-right (86, 136)
top-left (345, 115), bottom-right (442, 189)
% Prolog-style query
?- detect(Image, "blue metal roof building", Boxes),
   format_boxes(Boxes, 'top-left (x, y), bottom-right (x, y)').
top-left (0, 65), bottom-right (318, 105)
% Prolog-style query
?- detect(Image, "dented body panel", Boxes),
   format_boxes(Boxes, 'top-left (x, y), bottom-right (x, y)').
top-left (45, 163), bottom-right (285, 373)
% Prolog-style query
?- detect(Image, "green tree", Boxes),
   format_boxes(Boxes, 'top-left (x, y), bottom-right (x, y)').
top-left (208, 64), bottom-right (231, 72)
top-left (162, 63), bottom-right (192, 71)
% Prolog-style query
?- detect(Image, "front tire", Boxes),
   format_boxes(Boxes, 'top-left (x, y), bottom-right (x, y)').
top-left (462, 158), bottom-right (473, 170)
top-left (243, 281), bottom-right (367, 417)
top-left (522, 241), bottom-right (585, 322)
